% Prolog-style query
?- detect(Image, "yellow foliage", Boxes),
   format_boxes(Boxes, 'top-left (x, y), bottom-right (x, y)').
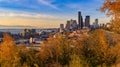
top-left (0, 33), bottom-right (20, 67)
top-left (101, 0), bottom-right (120, 33)
top-left (38, 34), bottom-right (71, 66)
top-left (69, 54), bottom-right (82, 67)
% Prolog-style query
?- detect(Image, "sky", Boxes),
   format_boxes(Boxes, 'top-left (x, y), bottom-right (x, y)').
top-left (0, 0), bottom-right (110, 28)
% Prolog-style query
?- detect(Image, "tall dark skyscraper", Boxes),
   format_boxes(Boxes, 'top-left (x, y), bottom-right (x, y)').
top-left (78, 11), bottom-right (83, 29)
top-left (85, 16), bottom-right (90, 28)
top-left (81, 16), bottom-right (83, 29)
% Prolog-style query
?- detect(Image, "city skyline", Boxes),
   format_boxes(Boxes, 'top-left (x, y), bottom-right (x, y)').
top-left (0, 0), bottom-right (110, 28)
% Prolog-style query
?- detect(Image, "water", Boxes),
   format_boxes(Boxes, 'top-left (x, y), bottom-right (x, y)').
top-left (0, 29), bottom-right (42, 34)
top-left (0, 27), bottom-right (58, 34)
top-left (0, 29), bottom-right (22, 34)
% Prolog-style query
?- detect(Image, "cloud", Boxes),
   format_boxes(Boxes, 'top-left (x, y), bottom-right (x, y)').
top-left (37, 0), bottom-right (60, 10)
top-left (0, 0), bottom-right (60, 10)
top-left (0, 13), bottom-right (58, 19)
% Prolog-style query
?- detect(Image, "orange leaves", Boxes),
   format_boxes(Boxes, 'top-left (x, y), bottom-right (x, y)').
top-left (1, 30), bottom-right (120, 66)
top-left (101, 0), bottom-right (120, 33)
top-left (38, 35), bottom-right (72, 66)
top-left (74, 29), bottom-right (120, 66)
top-left (101, 0), bottom-right (120, 16)
top-left (0, 33), bottom-right (20, 67)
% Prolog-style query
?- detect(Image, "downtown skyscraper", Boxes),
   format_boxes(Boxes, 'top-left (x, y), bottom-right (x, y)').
top-left (85, 16), bottom-right (90, 28)
top-left (78, 11), bottom-right (83, 29)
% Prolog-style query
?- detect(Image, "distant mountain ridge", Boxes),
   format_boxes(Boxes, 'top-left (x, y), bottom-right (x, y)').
top-left (0, 25), bottom-right (42, 29)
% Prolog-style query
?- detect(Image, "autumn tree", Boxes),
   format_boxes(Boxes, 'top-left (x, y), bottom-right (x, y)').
top-left (101, 0), bottom-right (120, 33)
top-left (0, 33), bottom-right (42, 67)
top-left (69, 54), bottom-right (82, 67)
top-left (75, 29), bottom-right (120, 67)
top-left (19, 48), bottom-right (42, 67)
top-left (0, 33), bottom-right (20, 67)
top-left (38, 35), bottom-right (72, 67)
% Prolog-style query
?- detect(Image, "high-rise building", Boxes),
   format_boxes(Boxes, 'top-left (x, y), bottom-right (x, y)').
top-left (78, 11), bottom-right (83, 29)
top-left (81, 16), bottom-right (84, 29)
top-left (60, 24), bottom-right (64, 32)
top-left (93, 19), bottom-right (99, 29)
top-left (70, 19), bottom-right (77, 30)
top-left (65, 20), bottom-right (71, 30)
top-left (95, 19), bottom-right (98, 24)
top-left (85, 16), bottom-right (90, 28)
top-left (60, 24), bottom-right (64, 29)
top-left (60, 24), bottom-right (64, 30)
top-left (65, 19), bottom-right (77, 31)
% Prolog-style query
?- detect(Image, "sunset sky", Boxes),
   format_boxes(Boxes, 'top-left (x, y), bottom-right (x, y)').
top-left (0, 0), bottom-right (110, 28)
